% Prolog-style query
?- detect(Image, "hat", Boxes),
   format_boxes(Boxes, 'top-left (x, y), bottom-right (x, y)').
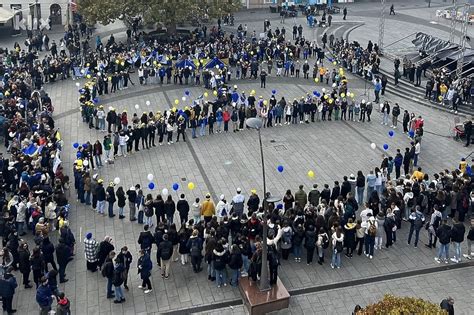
top-left (109, 182), bottom-right (114, 187)
top-left (98, 179), bottom-right (104, 184)
top-left (205, 193), bottom-right (211, 199)
top-left (93, 174), bottom-right (99, 180)
top-left (86, 233), bottom-right (92, 239)
top-left (236, 188), bottom-right (242, 193)
top-left (220, 194), bottom-right (225, 201)
top-left (350, 174), bottom-right (355, 179)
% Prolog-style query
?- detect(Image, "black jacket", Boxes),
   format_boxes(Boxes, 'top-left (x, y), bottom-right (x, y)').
top-left (138, 231), bottom-right (154, 250)
top-left (102, 258), bottom-right (114, 279)
top-left (212, 249), bottom-right (229, 270)
top-left (176, 199), bottom-right (189, 217)
top-left (157, 240), bottom-right (173, 260)
top-left (436, 224), bottom-right (452, 244)
top-left (116, 251), bottom-right (133, 270)
top-left (228, 250), bottom-right (243, 270)
top-left (55, 242), bottom-right (71, 266)
top-left (450, 223), bottom-right (466, 243)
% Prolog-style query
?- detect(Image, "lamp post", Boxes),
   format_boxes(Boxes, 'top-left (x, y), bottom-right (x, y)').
top-left (246, 117), bottom-right (281, 291)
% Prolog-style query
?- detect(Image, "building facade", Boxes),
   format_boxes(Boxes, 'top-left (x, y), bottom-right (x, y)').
top-left (0, 0), bottom-right (70, 30)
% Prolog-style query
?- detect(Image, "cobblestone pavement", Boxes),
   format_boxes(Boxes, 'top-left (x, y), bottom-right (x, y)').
top-left (2, 1), bottom-right (473, 314)
top-left (197, 266), bottom-right (474, 315)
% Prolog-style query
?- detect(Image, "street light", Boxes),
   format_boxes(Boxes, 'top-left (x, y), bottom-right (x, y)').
top-left (246, 117), bottom-right (281, 291)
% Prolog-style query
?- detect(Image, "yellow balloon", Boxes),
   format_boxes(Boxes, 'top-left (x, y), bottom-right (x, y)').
top-left (339, 68), bottom-right (343, 72)
top-left (86, 74), bottom-right (91, 79)
top-left (108, 77), bottom-right (112, 81)
top-left (187, 182), bottom-right (195, 190)
top-left (204, 92), bottom-right (209, 97)
top-left (250, 189), bottom-right (257, 194)
top-left (333, 61), bottom-right (337, 65)
top-left (263, 100), bottom-right (268, 106)
top-left (324, 95), bottom-right (329, 99)
top-left (174, 99), bottom-right (179, 105)
top-left (172, 107), bottom-right (177, 112)
top-left (314, 78), bottom-right (319, 83)
top-left (329, 99), bottom-right (333, 104)
top-left (438, 96), bottom-right (443, 101)
top-left (251, 90), bottom-right (256, 95)
top-left (307, 170), bottom-right (315, 178)
top-left (213, 90), bottom-right (218, 96)
top-left (115, 60), bottom-right (120, 64)
top-left (341, 93), bottom-right (346, 98)
top-left (121, 62), bottom-right (125, 66)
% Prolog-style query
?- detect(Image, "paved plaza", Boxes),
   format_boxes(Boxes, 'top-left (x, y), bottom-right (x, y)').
top-left (1, 0), bottom-right (473, 314)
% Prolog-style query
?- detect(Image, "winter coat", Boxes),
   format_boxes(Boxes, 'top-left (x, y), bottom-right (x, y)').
top-left (157, 240), bottom-right (173, 260)
top-left (212, 248), bottom-right (229, 271)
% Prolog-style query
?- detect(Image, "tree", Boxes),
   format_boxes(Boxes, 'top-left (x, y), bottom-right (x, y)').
top-left (356, 295), bottom-right (446, 314)
top-left (78, 0), bottom-right (241, 32)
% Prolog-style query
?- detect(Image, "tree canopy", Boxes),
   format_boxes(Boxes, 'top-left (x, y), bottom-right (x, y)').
top-left (78, 0), bottom-right (241, 28)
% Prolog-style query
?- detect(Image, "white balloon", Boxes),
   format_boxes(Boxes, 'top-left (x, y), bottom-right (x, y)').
top-left (370, 143), bottom-right (376, 150)
top-left (332, 83), bottom-right (337, 88)
top-left (83, 160), bottom-right (89, 166)
top-left (147, 173), bottom-right (154, 181)
top-left (145, 101), bottom-right (151, 106)
top-left (322, 88), bottom-right (326, 93)
top-left (182, 96), bottom-right (186, 101)
top-left (135, 104), bottom-right (140, 110)
top-left (75, 82), bottom-right (80, 87)
top-left (162, 188), bottom-right (169, 196)
top-left (108, 106), bottom-right (113, 111)
top-left (113, 177), bottom-right (120, 185)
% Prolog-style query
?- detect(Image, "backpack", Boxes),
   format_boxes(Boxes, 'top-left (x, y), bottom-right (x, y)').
top-left (144, 206), bottom-right (153, 217)
top-left (190, 240), bottom-right (201, 257)
top-left (335, 240), bottom-right (343, 253)
top-left (407, 197), bottom-right (414, 208)
top-left (414, 213), bottom-right (424, 228)
top-left (160, 244), bottom-right (172, 259)
top-left (282, 230), bottom-right (292, 245)
top-left (368, 221), bottom-right (377, 237)
top-left (322, 234), bottom-right (329, 249)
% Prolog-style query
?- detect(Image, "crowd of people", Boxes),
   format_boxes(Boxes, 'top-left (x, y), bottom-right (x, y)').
top-left (0, 6), bottom-right (473, 314)
top-left (0, 38), bottom-right (73, 314)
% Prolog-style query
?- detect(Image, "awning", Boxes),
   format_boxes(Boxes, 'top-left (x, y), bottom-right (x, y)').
top-left (0, 7), bottom-right (15, 23)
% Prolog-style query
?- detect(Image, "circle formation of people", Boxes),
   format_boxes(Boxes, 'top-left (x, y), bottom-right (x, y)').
top-left (0, 7), bottom-right (473, 315)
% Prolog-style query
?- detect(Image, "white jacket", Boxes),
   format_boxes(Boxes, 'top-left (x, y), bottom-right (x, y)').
top-left (119, 135), bottom-right (129, 146)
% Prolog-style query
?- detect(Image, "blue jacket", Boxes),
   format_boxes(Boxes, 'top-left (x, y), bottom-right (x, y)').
top-left (0, 274), bottom-right (17, 297)
top-left (36, 284), bottom-right (53, 307)
top-left (139, 253), bottom-right (152, 279)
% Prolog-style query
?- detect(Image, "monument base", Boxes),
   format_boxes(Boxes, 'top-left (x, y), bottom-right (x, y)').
top-left (239, 277), bottom-right (290, 315)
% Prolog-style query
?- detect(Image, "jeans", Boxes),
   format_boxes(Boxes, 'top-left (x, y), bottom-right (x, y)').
top-left (105, 150), bottom-right (111, 160)
top-left (200, 124), bottom-right (206, 136)
top-left (108, 202), bottom-right (114, 217)
top-left (230, 268), bottom-right (239, 286)
top-left (331, 250), bottom-right (341, 267)
top-left (437, 243), bottom-right (450, 260)
top-left (97, 200), bottom-right (106, 214)
top-left (16, 221), bottom-right (26, 235)
top-left (145, 216), bottom-right (153, 226)
top-left (364, 235), bottom-right (375, 256)
top-left (114, 285), bottom-right (124, 301)
top-left (414, 153), bottom-right (419, 166)
top-left (356, 187), bottom-right (365, 205)
top-left (85, 191), bottom-right (91, 205)
top-left (58, 263), bottom-right (67, 282)
top-left (94, 155), bottom-right (103, 167)
top-left (216, 268), bottom-right (227, 286)
top-left (408, 225), bottom-right (421, 246)
top-left (99, 118), bottom-right (105, 130)
top-left (453, 242), bottom-right (462, 260)
top-left (383, 112), bottom-right (388, 124)
top-left (119, 207), bottom-right (124, 216)
top-left (367, 186), bottom-right (375, 200)
top-left (293, 244), bottom-right (302, 259)
top-left (194, 215), bottom-right (201, 224)
top-left (119, 144), bottom-right (127, 156)
top-left (107, 278), bottom-right (114, 297)
top-left (207, 260), bottom-right (215, 278)
top-left (192, 127), bottom-right (197, 138)
top-left (242, 255), bottom-right (250, 273)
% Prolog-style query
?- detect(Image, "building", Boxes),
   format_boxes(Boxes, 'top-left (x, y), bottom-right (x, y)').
top-left (0, 0), bottom-right (72, 31)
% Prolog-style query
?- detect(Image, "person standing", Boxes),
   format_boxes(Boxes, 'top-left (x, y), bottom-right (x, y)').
top-left (413, 141), bottom-right (421, 167)
top-left (112, 258), bottom-right (126, 304)
top-left (137, 249), bottom-right (153, 293)
top-left (331, 227), bottom-right (344, 269)
top-left (177, 194), bottom-right (190, 225)
top-left (18, 243), bottom-right (32, 288)
top-left (36, 277), bottom-right (53, 315)
top-left (84, 233), bottom-right (99, 272)
top-left (106, 182), bottom-right (116, 218)
top-left (157, 234), bottom-right (173, 279)
top-left (101, 251), bottom-right (116, 299)
top-left (450, 218), bottom-right (466, 263)
top-left (0, 267), bottom-right (17, 314)
top-left (407, 206), bottom-right (425, 248)
top-left (343, 7), bottom-right (347, 20)
top-left (435, 220), bottom-right (452, 263)
top-left (201, 194), bottom-right (215, 224)
top-left (55, 238), bottom-right (71, 283)
top-left (463, 219), bottom-right (474, 260)
top-left (116, 186), bottom-right (126, 219)
top-left (464, 117), bottom-right (472, 147)
top-left (355, 171), bottom-right (365, 206)
top-left (231, 188), bottom-right (245, 218)
top-left (187, 229), bottom-right (203, 273)
top-left (363, 215), bottom-right (377, 259)
top-left (391, 103), bottom-right (400, 128)
top-left (126, 186), bottom-right (137, 221)
top-left (96, 179), bottom-right (106, 215)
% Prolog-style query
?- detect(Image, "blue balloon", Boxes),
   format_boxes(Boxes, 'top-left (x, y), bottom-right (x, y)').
top-left (76, 152), bottom-right (82, 159)
top-left (383, 144), bottom-right (389, 150)
top-left (72, 142), bottom-right (79, 148)
top-left (313, 91), bottom-right (318, 96)
top-left (172, 183), bottom-right (179, 191)
top-left (231, 92), bottom-right (239, 102)
top-left (388, 130), bottom-right (394, 137)
top-left (82, 143), bottom-right (88, 149)
top-left (277, 165), bottom-right (284, 173)
top-left (178, 109), bottom-right (184, 115)
top-left (148, 182), bottom-right (155, 190)
top-left (276, 204), bottom-right (283, 210)
top-left (93, 97), bottom-right (99, 103)
top-left (272, 89), bottom-right (277, 95)
top-left (408, 130), bottom-right (415, 138)
top-left (185, 90), bottom-right (190, 96)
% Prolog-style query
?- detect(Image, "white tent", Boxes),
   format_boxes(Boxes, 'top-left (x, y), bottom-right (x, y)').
top-left (0, 7), bottom-right (15, 23)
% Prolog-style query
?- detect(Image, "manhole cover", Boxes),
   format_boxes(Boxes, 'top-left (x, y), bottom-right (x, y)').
top-left (274, 145), bottom-right (287, 151)
top-left (181, 178), bottom-right (187, 181)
